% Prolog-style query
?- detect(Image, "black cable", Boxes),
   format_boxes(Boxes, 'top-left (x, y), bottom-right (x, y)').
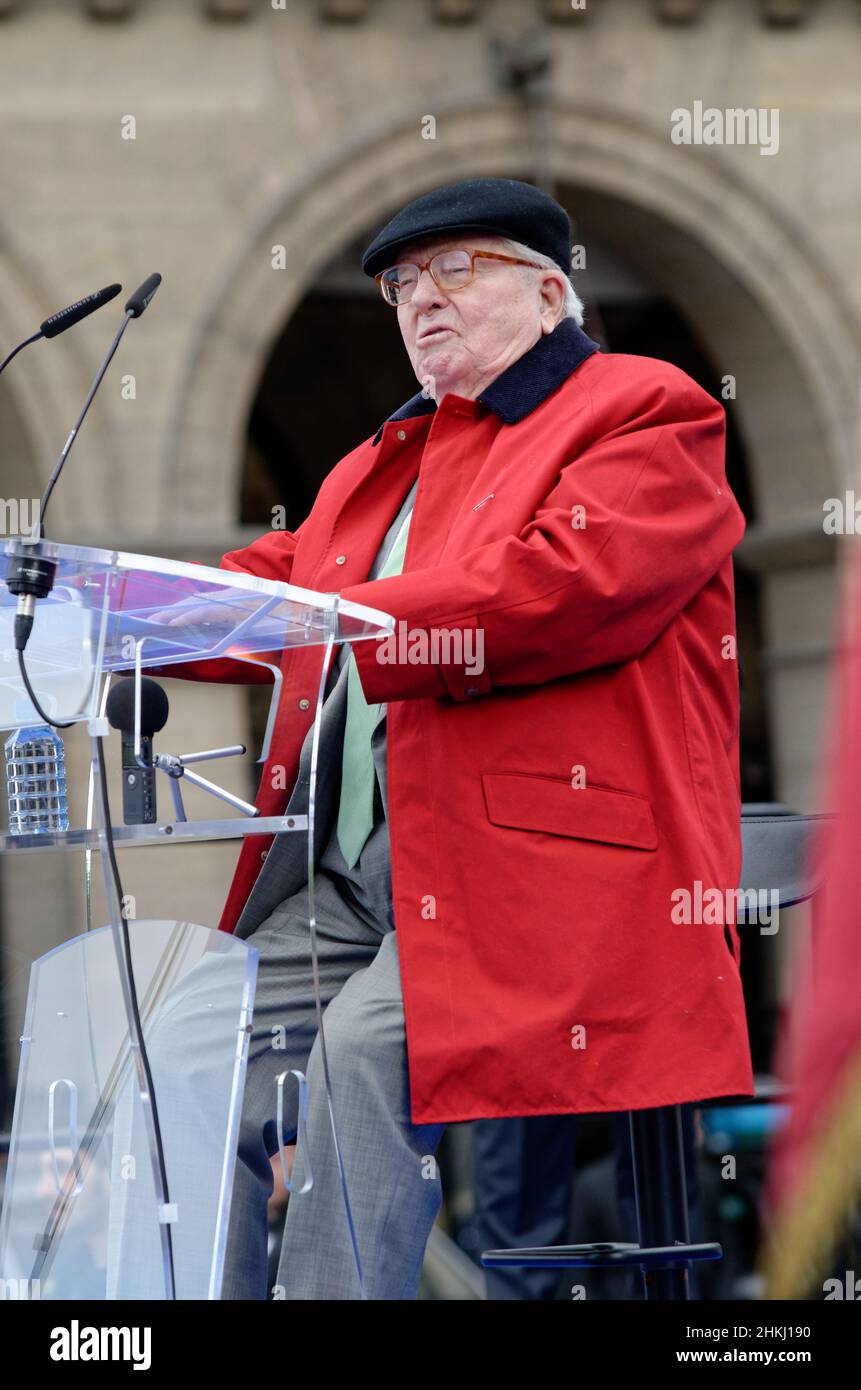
top-left (16, 649), bottom-right (76, 729)
top-left (0, 331), bottom-right (42, 377)
top-left (94, 736), bottom-right (177, 1298)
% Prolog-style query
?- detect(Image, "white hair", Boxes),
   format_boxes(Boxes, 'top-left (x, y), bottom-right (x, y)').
top-left (497, 236), bottom-right (585, 327)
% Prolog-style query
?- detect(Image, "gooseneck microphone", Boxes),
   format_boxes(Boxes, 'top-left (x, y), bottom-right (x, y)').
top-left (36, 271), bottom-right (162, 540)
top-left (0, 283), bottom-right (122, 379)
top-left (106, 678), bottom-right (170, 825)
top-left (124, 273), bottom-right (161, 319)
top-left (7, 272), bottom-right (162, 676)
top-left (40, 283), bottom-right (124, 340)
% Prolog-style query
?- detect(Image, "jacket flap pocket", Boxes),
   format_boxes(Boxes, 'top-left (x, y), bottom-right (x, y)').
top-left (481, 773), bottom-right (658, 851)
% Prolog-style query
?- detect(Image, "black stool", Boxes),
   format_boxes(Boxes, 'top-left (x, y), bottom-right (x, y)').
top-left (480, 803), bottom-right (832, 1300)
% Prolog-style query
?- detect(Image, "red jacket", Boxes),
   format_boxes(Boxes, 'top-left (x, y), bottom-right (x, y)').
top-left (166, 323), bottom-right (754, 1123)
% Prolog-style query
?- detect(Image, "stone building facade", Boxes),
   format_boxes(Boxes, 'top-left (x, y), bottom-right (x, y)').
top-left (1, 0), bottom-right (860, 1096)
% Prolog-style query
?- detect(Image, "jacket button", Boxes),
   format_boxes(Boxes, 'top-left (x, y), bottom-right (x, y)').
top-left (396, 429), bottom-right (406, 441)
top-left (335, 555), bottom-right (347, 565)
top-left (299, 698), bottom-right (310, 710)
top-left (260, 849), bottom-right (269, 861)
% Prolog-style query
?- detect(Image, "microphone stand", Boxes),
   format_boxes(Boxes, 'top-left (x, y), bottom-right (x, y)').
top-left (35, 311), bottom-right (136, 541)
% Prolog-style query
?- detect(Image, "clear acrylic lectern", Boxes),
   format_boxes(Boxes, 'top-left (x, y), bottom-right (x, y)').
top-left (0, 537), bottom-right (394, 1299)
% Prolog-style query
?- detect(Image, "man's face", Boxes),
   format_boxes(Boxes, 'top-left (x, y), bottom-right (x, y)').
top-left (393, 233), bottom-right (565, 404)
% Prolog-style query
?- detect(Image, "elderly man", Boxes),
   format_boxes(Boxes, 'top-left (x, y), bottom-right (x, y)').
top-left (160, 177), bottom-right (754, 1300)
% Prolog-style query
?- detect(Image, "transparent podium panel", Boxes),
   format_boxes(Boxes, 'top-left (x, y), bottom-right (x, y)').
top-left (0, 921), bottom-right (258, 1300)
top-left (1, 537), bottom-right (394, 730)
top-left (0, 592), bottom-right (93, 727)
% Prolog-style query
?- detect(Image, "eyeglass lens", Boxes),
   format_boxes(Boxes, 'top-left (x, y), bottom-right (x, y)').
top-left (382, 249), bottom-right (473, 304)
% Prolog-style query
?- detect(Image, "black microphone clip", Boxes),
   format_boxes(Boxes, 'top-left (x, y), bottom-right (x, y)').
top-left (6, 548), bottom-right (57, 652)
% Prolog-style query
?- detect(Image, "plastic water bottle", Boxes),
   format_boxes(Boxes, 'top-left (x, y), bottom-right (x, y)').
top-left (4, 725), bottom-right (69, 835)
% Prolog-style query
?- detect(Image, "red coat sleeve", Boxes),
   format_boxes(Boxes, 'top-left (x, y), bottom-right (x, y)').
top-left (340, 370), bottom-right (745, 705)
top-left (144, 523), bottom-right (305, 685)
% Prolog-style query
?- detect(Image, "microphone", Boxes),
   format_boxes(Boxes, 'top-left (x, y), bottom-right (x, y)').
top-left (124, 273), bottom-right (161, 318)
top-left (106, 678), bottom-right (169, 825)
top-left (40, 284), bottom-right (123, 340)
top-left (6, 271), bottom-right (164, 661)
top-left (0, 284), bottom-right (122, 380)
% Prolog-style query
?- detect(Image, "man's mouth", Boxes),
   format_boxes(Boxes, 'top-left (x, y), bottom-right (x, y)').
top-left (416, 326), bottom-right (454, 344)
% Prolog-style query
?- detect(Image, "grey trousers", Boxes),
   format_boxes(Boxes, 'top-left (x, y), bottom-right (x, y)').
top-left (220, 869), bottom-right (446, 1300)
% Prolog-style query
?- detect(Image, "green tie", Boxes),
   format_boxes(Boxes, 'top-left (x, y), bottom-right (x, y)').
top-left (336, 506), bottom-right (412, 868)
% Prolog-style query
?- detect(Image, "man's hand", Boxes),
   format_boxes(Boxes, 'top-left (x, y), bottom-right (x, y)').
top-left (147, 595), bottom-right (256, 628)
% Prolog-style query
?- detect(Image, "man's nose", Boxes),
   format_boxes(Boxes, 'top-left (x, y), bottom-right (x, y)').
top-left (410, 267), bottom-right (446, 311)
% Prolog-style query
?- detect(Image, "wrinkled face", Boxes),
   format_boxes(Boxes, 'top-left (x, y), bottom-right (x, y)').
top-left (393, 233), bottom-right (566, 404)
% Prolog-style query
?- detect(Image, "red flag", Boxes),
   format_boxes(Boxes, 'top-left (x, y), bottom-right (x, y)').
top-left (762, 537), bottom-right (861, 1297)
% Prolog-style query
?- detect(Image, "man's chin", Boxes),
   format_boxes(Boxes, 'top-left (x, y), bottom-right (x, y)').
top-left (415, 348), bottom-right (468, 399)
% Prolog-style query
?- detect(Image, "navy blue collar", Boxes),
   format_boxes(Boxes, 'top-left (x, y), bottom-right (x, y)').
top-left (372, 317), bottom-right (601, 446)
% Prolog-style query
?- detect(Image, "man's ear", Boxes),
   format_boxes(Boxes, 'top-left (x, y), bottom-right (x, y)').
top-left (539, 272), bottom-right (566, 333)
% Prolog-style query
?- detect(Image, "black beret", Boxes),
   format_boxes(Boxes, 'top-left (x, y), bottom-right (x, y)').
top-left (361, 177), bottom-right (572, 279)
